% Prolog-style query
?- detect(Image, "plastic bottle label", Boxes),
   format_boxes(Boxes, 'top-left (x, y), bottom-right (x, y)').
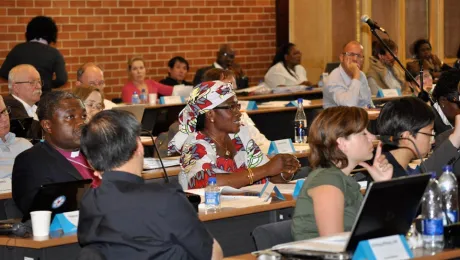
top-left (443, 210), bottom-right (458, 225)
top-left (422, 218), bottom-right (444, 235)
top-left (205, 191), bottom-right (220, 206)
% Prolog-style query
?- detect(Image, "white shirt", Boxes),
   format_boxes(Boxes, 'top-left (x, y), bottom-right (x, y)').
top-left (12, 95), bottom-right (38, 120)
top-left (0, 132), bottom-right (32, 178)
top-left (264, 62), bottom-right (308, 89)
top-left (103, 99), bottom-right (117, 110)
top-left (213, 62), bottom-right (223, 69)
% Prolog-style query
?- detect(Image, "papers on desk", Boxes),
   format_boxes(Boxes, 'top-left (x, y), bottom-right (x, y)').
top-left (272, 85), bottom-right (310, 94)
top-left (234, 85), bottom-right (265, 94)
top-left (0, 178), bottom-right (11, 194)
top-left (240, 183), bottom-right (297, 195)
top-left (258, 100), bottom-right (311, 109)
top-left (172, 85), bottom-right (193, 98)
top-left (273, 232), bottom-right (351, 253)
top-left (143, 157), bottom-right (180, 170)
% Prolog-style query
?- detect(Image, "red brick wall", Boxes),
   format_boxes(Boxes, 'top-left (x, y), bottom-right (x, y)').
top-left (0, 0), bottom-right (276, 100)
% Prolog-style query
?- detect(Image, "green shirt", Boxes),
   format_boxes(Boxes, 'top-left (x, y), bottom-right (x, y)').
top-left (291, 166), bottom-right (363, 240)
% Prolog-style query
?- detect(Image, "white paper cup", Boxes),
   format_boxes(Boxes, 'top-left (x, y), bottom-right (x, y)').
top-left (149, 93), bottom-right (158, 105)
top-left (30, 210), bottom-right (52, 237)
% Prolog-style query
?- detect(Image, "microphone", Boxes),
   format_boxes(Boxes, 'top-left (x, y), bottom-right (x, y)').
top-left (141, 129), bottom-right (170, 183)
top-left (376, 135), bottom-right (427, 173)
top-left (361, 15), bottom-right (386, 33)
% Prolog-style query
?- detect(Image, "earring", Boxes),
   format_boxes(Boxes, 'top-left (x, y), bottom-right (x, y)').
top-left (211, 119), bottom-right (214, 123)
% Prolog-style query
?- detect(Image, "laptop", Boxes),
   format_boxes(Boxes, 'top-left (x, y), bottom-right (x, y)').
top-left (112, 104), bottom-right (146, 123)
top-left (324, 62), bottom-right (340, 74)
top-left (22, 179), bottom-right (92, 222)
top-left (273, 173), bottom-right (431, 256)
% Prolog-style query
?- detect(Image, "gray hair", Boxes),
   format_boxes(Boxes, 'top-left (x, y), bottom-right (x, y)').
top-left (8, 64), bottom-right (37, 94)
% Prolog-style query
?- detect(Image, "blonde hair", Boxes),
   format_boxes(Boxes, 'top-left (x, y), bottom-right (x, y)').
top-left (127, 56), bottom-right (145, 71)
top-left (72, 86), bottom-right (104, 108)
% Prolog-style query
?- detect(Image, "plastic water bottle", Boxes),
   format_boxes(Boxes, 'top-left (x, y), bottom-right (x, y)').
top-left (421, 172), bottom-right (444, 249)
top-left (139, 89), bottom-right (147, 104)
top-left (205, 177), bottom-right (221, 213)
top-left (131, 91), bottom-right (140, 104)
top-left (438, 165), bottom-right (458, 225)
top-left (294, 98), bottom-right (307, 143)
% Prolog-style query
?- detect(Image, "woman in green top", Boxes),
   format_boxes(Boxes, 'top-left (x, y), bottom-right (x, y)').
top-left (292, 107), bottom-right (393, 240)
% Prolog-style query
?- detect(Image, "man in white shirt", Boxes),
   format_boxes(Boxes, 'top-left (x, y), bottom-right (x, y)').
top-left (75, 62), bottom-right (117, 109)
top-left (4, 64), bottom-right (43, 139)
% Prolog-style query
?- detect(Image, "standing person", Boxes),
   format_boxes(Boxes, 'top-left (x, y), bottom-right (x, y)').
top-left (0, 16), bottom-right (67, 92)
top-left (121, 56), bottom-right (173, 103)
top-left (78, 110), bottom-right (223, 260)
top-left (264, 43), bottom-right (312, 89)
top-left (160, 56), bottom-right (193, 86)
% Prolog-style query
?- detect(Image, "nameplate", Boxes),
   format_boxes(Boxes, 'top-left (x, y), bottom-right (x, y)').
top-left (267, 139), bottom-right (296, 155)
top-left (292, 179), bottom-right (305, 199)
top-left (50, 210), bottom-right (79, 234)
top-left (286, 99), bottom-right (311, 107)
top-left (352, 235), bottom-right (413, 260)
top-left (0, 178), bottom-right (12, 193)
top-left (238, 100), bottom-right (258, 111)
top-left (376, 88), bottom-right (401, 98)
top-left (259, 182), bottom-right (285, 201)
top-left (159, 96), bottom-right (185, 104)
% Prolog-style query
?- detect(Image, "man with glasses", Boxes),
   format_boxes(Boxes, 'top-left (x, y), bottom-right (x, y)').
top-left (0, 95), bottom-right (32, 179)
top-left (193, 44), bottom-right (249, 88)
top-left (323, 41), bottom-right (373, 108)
top-left (4, 64), bottom-right (43, 139)
top-left (75, 62), bottom-right (117, 109)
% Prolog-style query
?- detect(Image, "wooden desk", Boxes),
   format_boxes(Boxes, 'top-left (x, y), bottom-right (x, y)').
top-left (237, 88), bottom-right (323, 102)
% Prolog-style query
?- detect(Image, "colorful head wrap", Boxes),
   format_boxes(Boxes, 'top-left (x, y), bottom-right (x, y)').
top-left (168, 81), bottom-right (235, 153)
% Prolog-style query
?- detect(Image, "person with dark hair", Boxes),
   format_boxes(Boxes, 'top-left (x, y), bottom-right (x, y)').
top-left (169, 81), bottom-right (300, 189)
top-left (159, 56), bottom-right (193, 86)
top-left (377, 97), bottom-right (460, 178)
top-left (323, 41), bottom-right (373, 108)
top-left (264, 43), bottom-right (312, 89)
top-left (12, 91), bottom-right (98, 215)
top-left (367, 39), bottom-right (411, 95)
top-left (78, 110), bottom-right (223, 260)
top-left (0, 16), bottom-right (67, 92)
top-left (431, 70), bottom-right (460, 135)
top-left (291, 106), bottom-right (392, 240)
top-left (193, 44), bottom-right (249, 89)
top-left (406, 38), bottom-right (443, 80)
top-left (454, 45), bottom-right (460, 70)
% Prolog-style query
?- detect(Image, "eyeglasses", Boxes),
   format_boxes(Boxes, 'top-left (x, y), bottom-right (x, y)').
top-left (14, 80), bottom-right (43, 87)
top-left (222, 52), bottom-right (235, 59)
top-left (214, 103), bottom-right (241, 112)
top-left (84, 102), bottom-right (103, 111)
top-left (342, 52), bottom-right (365, 60)
top-left (87, 81), bottom-right (105, 88)
top-left (0, 107), bottom-right (11, 118)
top-left (417, 131), bottom-right (435, 137)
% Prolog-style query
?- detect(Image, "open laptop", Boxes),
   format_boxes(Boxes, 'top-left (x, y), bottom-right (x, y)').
top-left (112, 104), bottom-right (146, 123)
top-left (324, 62), bottom-right (340, 74)
top-left (273, 173), bottom-right (431, 256)
top-left (22, 179), bottom-right (92, 222)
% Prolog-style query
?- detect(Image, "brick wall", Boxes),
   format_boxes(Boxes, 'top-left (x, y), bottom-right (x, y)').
top-left (0, 0), bottom-right (276, 100)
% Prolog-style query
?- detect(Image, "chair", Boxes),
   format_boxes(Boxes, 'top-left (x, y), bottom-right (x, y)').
top-left (252, 220), bottom-right (293, 250)
top-left (76, 246), bottom-right (106, 260)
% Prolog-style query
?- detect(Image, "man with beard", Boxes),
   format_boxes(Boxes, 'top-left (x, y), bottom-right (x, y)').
top-left (12, 91), bottom-right (99, 215)
top-left (4, 64), bottom-right (43, 139)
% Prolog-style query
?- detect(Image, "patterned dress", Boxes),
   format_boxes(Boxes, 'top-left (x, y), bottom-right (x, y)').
top-left (179, 125), bottom-right (269, 189)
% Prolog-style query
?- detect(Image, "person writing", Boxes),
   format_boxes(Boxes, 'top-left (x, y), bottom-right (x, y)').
top-left (169, 81), bottom-right (300, 189)
top-left (292, 106), bottom-right (392, 240)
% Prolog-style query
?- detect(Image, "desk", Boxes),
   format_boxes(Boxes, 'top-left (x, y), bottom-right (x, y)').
top-left (238, 88), bottom-right (323, 102)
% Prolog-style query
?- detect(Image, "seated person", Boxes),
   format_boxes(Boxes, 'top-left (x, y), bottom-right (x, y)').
top-left (72, 86), bottom-right (104, 122)
top-left (264, 42), bottom-right (312, 89)
top-left (431, 70), bottom-right (460, 135)
top-left (122, 56), bottom-right (173, 103)
top-left (169, 81), bottom-right (300, 189)
top-left (0, 95), bottom-right (32, 179)
top-left (4, 64), bottom-right (43, 139)
top-left (78, 110), bottom-right (223, 260)
top-left (159, 56), bottom-right (193, 86)
top-left (323, 41), bottom-right (373, 108)
top-left (407, 39), bottom-right (444, 80)
top-left (291, 106), bottom-right (392, 240)
top-left (454, 45), bottom-right (460, 70)
top-left (76, 62), bottom-right (117, 109)
top-left (193, 44), bottom-right (248, 89)
top-left (12, 91), bottom-right (99, 215)
top-left (377, 97), bottom-right (460, 178)
top-left (367, 39), bottom-right (411, 95)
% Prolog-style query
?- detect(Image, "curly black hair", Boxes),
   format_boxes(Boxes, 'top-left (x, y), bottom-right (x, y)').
top-left (25, 16), bottom-right (58, 44)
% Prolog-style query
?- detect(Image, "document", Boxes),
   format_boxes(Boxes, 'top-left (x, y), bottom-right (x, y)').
top-left (143, 157), bottom-right (180, 169)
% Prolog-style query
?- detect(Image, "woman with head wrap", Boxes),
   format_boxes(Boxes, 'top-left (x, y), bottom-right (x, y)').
top-left (169, 81), bottom-right (300, 189)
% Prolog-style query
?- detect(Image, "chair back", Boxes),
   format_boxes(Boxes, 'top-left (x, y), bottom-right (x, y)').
top-left (252, 220), bottom-right (293, 250)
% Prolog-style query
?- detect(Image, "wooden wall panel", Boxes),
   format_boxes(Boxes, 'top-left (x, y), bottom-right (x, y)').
top-left (371, 0), bottom-right (399, 41)
top-left (331, 0), bottom-right (357, 60)
top-left (405, 0), bottom-right (429, 58)
top-left (444, 0), bottom-right (460, 58)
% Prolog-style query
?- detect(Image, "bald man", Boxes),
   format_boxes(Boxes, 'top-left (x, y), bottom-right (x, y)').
top-left (4, 64), bottom-right (43, 139)
top-left (76, 62), bottom-right (117, 109)
top-left (323, 41), bottom-right (373, 108)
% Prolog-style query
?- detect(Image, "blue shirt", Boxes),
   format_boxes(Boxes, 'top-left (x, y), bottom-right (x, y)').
top-left (322, 65), bottom-right (373, 108)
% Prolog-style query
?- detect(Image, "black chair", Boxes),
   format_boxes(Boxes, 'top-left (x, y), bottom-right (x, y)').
top-left (252, 220), bottom-right (293, 250)
top-left (76, 246), bottom-right (106, 260)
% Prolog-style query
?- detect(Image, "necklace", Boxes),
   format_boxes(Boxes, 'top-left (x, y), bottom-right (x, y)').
top-left (206, 133), bottom-right (230, 157)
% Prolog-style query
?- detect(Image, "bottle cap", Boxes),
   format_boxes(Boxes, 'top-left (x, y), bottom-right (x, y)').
top-left (133, 91), bottom-right (137, 94)
top-left (429, 171), bottom-right (437, 179)
top-left (297, 98), bottom-right (303, 105)
top-left (208, 177), bottom-right (217, 184)
top-left (442, 165), bottom-right (453, 172)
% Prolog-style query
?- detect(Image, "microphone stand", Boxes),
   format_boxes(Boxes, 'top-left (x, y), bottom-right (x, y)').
top-left (142, 129), bottom-right (170, 183)
top-left (369, 28), bottom-right (434, 104)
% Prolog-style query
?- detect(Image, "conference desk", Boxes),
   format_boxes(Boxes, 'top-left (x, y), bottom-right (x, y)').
top-left (237, 88), bottom-right (323, 102)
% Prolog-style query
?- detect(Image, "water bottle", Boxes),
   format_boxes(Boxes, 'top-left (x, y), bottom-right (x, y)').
top-left (294, 98), bottom-right (307, 143)
top-left (318, 73), bottom-right (328, 88)
top-left (438, 165), bottom-right (458, 225)
top-left (204, 177), bottom-right (221, 213)
top-left (139, 89), bottom-right (147, 104)
top-left (131, 91), bottom-right (140, 104)
top-left (421, 172), bottom-right (444, 249)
